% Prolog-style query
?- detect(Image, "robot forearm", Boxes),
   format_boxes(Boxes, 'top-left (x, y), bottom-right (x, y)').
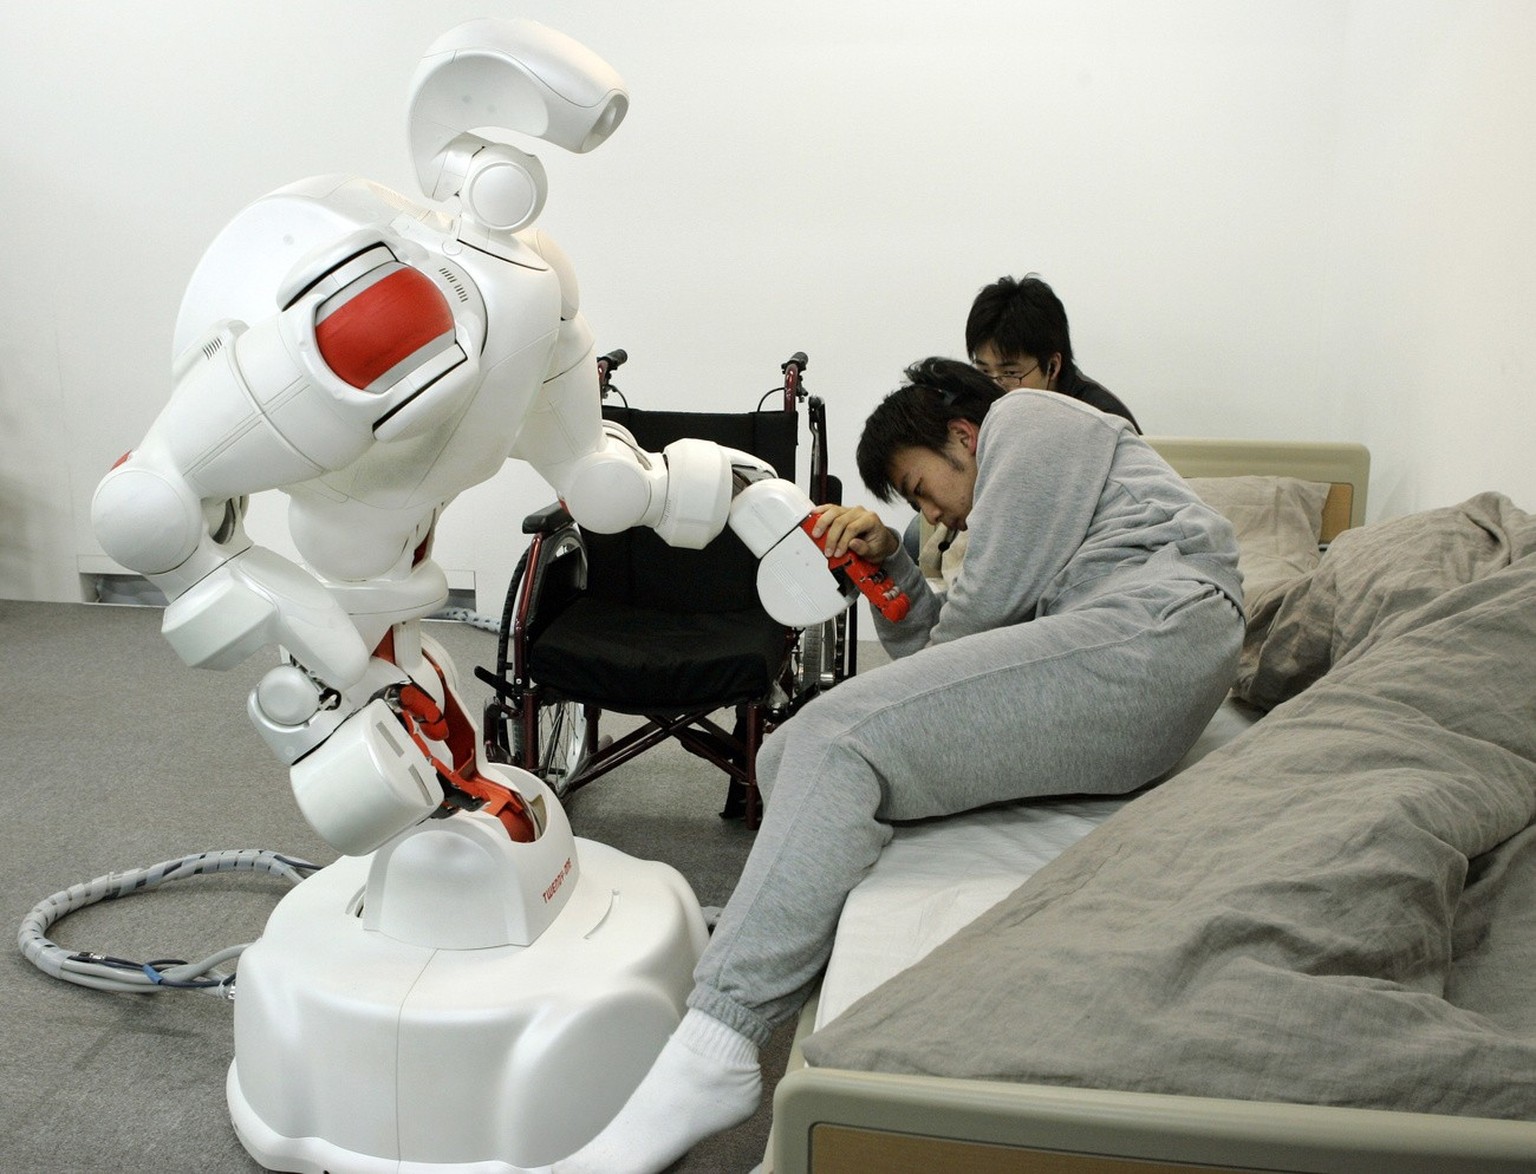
top-left (531, 404), bottom-right (895, 625)
top-left (522, 388), bottom-right (766, 551)
top-left (730, 482), bottom-right (910, 626)
top-left (557, 426), bottom-right (759, 550)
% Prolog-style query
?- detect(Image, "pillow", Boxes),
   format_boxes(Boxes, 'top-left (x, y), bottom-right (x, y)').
top-left (917, 525), bottom-right (966, 590)
top-left (1184, 475), bottom-right (1331, 610)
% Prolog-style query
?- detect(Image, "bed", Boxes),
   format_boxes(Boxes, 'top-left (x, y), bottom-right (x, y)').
top-left (766, 437), bottom-right (1536, 1173)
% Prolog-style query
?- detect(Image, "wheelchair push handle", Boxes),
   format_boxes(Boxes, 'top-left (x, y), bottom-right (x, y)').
top-left (781, 351), bottom-right (808, 406)
top-left (800, 512), bottom-right (910, 623)
top-left (597, 349), bottom-right (627, 398)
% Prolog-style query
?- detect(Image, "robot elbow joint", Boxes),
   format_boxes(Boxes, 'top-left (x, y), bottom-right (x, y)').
top-left (91, 463), bottom-right (203, 575)
top-left (561, 450), bottom-right (658, 534)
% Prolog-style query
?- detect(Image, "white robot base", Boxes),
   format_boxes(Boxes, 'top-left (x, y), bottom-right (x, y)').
top-left (226, 811), bottom-right (708, 1173)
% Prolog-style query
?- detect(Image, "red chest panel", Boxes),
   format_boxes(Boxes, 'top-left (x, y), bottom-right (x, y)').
top-left (314, 266), bottom-right (455, 390)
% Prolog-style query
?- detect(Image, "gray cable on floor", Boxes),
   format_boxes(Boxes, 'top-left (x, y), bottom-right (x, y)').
top-left (18, 849), bottom-right (318, 998)
top-left (431, 606), bottom-right (502, 632)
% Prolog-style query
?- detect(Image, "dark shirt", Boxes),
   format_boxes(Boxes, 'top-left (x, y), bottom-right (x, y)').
top-left (1057, 366), bottom-right (1141, 434)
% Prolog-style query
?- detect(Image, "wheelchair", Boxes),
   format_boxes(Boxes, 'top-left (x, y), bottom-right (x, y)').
top-left (477, 351), bottom-right (856, 829)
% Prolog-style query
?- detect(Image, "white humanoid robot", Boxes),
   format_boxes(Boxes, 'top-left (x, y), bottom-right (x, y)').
top-left (90, 19), bottom-right (864, 1174)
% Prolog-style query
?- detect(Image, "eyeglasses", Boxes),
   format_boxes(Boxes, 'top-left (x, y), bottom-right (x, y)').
top-left (973, 360), bottom-right (1040, 388)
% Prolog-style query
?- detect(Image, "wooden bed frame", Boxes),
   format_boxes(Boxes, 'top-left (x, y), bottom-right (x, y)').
top-left (766, 439), bottom-right (1536, 1173)
top-left (1144, 436), bottom-right (1368, 539)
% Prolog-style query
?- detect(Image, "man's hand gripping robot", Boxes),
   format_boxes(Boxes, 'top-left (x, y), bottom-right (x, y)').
top-left (91, 19), bottom-right (874, 867)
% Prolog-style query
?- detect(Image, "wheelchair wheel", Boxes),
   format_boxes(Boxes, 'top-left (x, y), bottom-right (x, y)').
top-left (516, 698), bottom-right (595, 801)
top-left (795, 619), bottom-right (840, 695)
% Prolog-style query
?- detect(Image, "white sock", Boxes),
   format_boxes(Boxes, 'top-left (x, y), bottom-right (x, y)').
top-left (553, 1009), bottom-right (761, 1174)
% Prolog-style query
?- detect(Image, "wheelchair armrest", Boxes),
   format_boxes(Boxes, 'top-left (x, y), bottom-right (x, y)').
top-left (523, 502), bottom-right (574, 535)
top-left (489, 504), bottom-right (587, 699)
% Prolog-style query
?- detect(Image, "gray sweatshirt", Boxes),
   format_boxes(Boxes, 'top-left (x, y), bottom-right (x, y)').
top-left (877, 390), bottom-right (1242, 656)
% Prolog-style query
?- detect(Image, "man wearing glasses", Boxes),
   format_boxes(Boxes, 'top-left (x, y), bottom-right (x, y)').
top-left (967, 273), bottom-right (1141, 433)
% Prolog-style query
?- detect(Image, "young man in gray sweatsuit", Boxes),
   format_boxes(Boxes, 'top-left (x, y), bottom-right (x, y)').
top-left (557, 358), bottom-right (1245, 1174)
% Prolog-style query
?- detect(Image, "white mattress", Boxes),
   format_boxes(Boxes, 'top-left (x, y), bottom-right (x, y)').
top-left (815, 697), bottom-right (1262, 1029)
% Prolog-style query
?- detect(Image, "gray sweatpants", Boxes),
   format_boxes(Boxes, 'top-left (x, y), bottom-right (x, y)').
top-left (688, 581), bottom-right (1243, 1045)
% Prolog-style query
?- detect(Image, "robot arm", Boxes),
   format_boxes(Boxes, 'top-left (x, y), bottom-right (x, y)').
top-left (91, 278), bottom-right (502, 856)
top-left (92, 402), bottom-right (373, 693)
top-left (555, 424), bottom-right (774, 550)
top-left (92, 229), bottom-right (485, 691)
top-left (409, 20), bottom-right (849, 577)
top-left (510, 327), bottom-right (899, 625)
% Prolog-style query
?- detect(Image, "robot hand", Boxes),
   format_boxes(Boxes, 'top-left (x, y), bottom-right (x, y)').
top-left (799, 513), bottom-right (910, 622)
top-left (275, 666), bottom-right (540, 857)
top-left (728, 481), bottom-right (910, 627)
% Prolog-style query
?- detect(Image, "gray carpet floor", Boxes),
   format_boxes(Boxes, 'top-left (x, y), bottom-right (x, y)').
top-left (1, 599), bottom-right (876, 1173)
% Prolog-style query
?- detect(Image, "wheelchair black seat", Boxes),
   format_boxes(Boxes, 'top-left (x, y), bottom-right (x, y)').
top-left (528, 597), bottom-right (786, 713)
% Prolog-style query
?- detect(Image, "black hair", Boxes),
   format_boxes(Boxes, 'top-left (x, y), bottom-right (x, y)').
top-left (964, 273), bottom-right (1074, 369)
top-left (856, 357), bottom-right (1004, 503)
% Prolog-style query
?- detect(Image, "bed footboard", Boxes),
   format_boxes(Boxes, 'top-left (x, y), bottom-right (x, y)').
top-left (769, 997), bottom-right (1536, 1174)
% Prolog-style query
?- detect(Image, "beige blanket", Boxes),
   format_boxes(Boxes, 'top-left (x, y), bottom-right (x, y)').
top-left (804, 493), bottom-right (1536, 1118)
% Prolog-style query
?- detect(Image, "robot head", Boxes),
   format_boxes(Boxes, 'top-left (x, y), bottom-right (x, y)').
top-left (407, 18), bottom-right (628, 231)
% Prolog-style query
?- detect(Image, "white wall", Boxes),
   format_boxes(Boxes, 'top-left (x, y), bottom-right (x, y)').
top-left (1, 1), bottom-right (1532, 608)
top-left (1324, 1), bottom-right (1536, 519)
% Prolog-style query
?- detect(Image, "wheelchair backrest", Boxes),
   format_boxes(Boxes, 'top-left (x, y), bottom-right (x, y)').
top-left (584, 405), bottom-right (799, 615)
